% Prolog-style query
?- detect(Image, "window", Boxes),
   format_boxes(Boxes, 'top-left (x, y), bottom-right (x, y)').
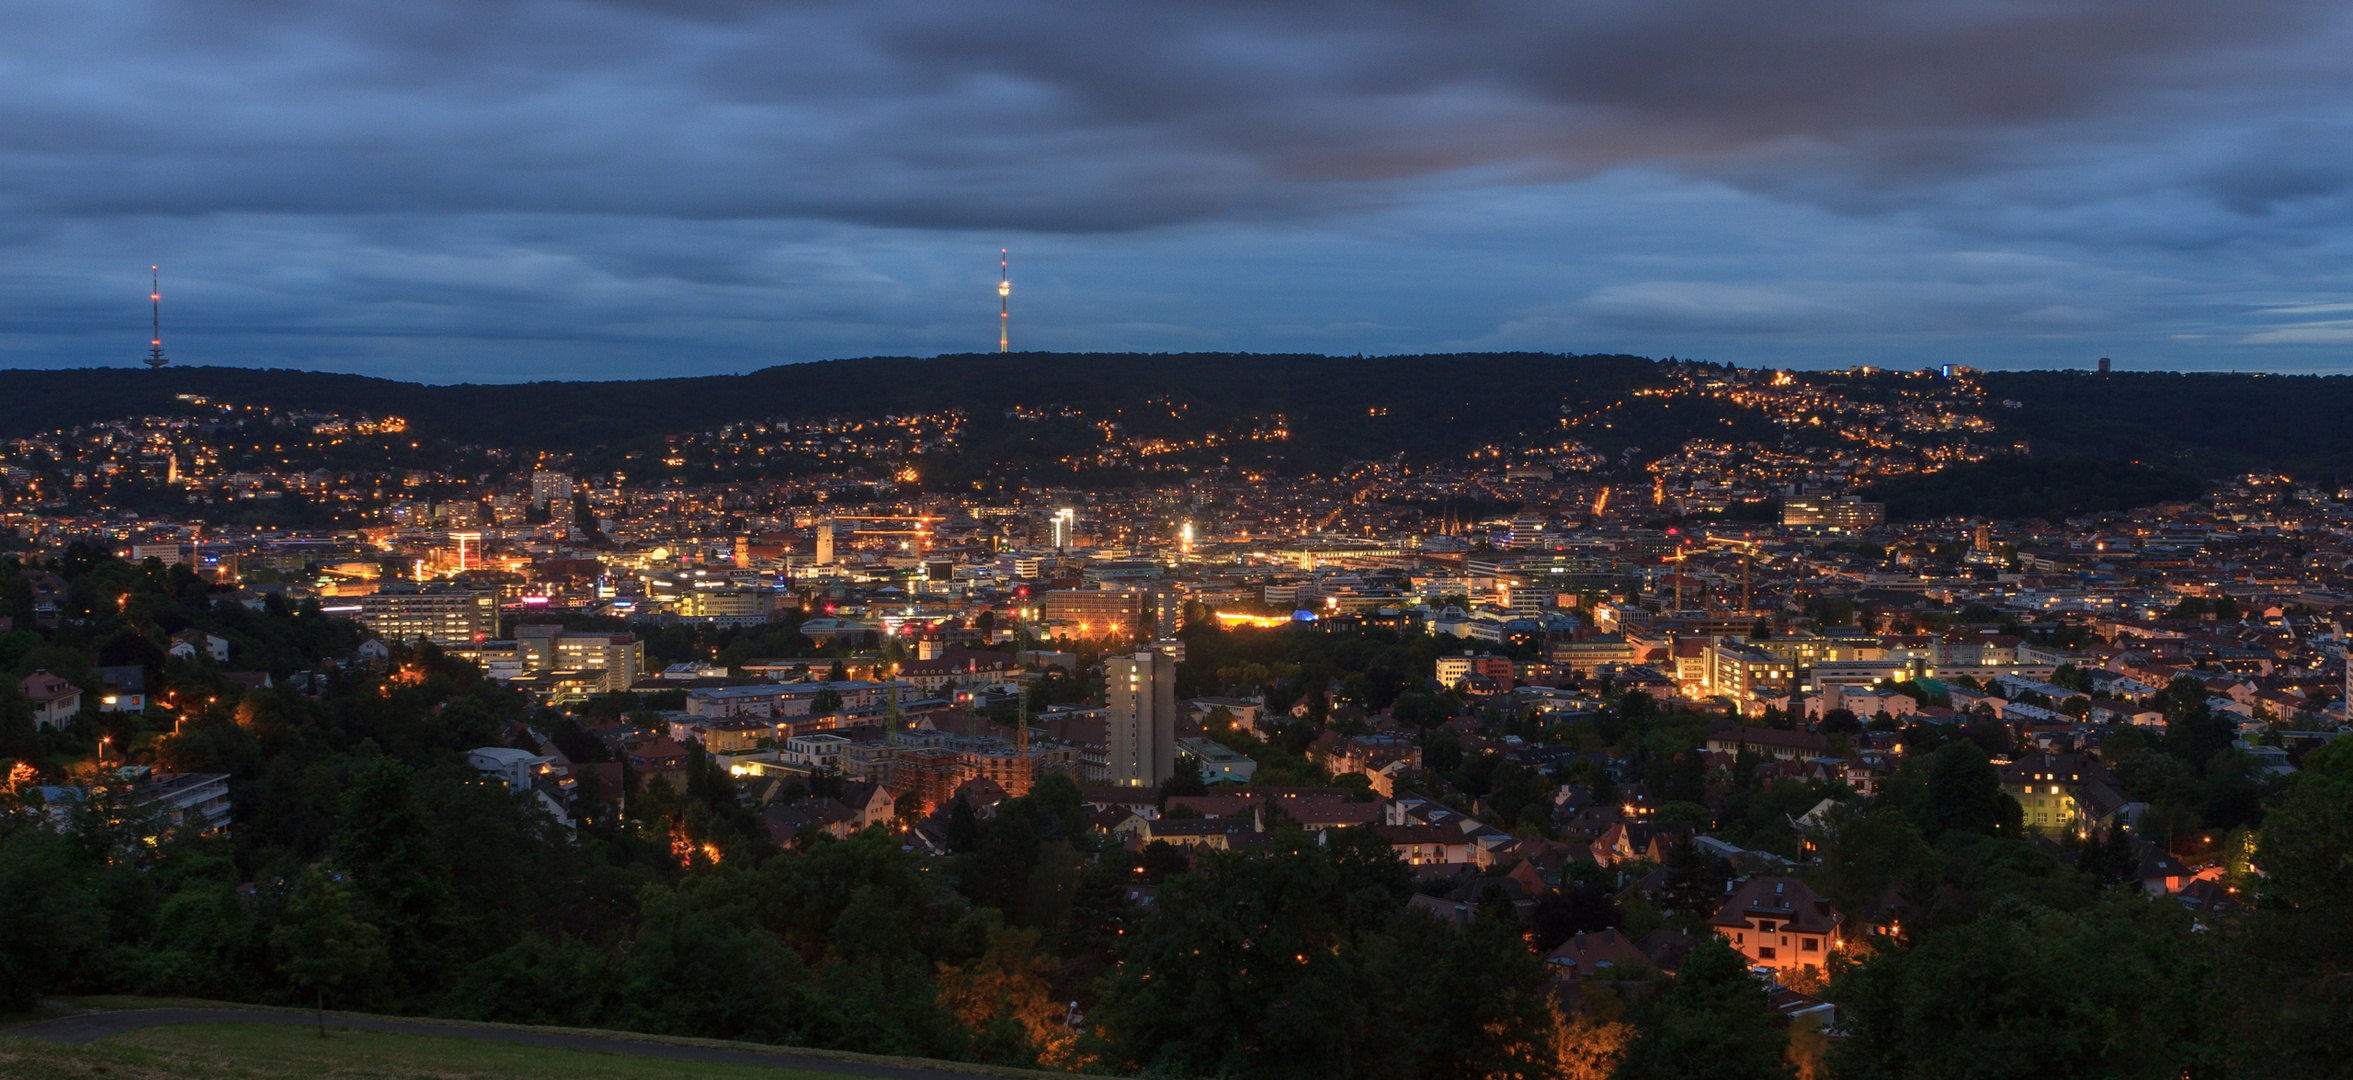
top-left (1802, 938), bottom-right (1820, 952)
top-left (1758, 947), bottom-right (1776, 960)
top-left (1735, 932), bottom-right (1744, 945)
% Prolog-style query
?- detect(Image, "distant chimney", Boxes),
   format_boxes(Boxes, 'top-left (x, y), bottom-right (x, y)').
top-left (2097, 357), bottom-right (2112, 374)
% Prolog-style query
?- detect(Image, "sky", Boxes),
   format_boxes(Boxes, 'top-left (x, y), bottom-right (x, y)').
top-left (4, 0), bottom-right (2352, 383)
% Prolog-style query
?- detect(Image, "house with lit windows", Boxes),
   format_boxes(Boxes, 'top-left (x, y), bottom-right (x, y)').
top-left (1703, 725), bottom-right (1827, 762)
top-left (1998, 752), bottom-right (2130, 837)
top-left (1711, 876), bottom-right (1846, 975)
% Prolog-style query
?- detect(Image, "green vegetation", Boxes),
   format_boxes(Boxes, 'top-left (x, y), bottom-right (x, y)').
top-left (1984, 369), bottom-right (2353, 479)
top-left (0, 355), bottom-right (1674, 482)
top-left (0, 1021), bottom-right (885, 1080)
top-left (1860, 457), bottom-right (2208, 522)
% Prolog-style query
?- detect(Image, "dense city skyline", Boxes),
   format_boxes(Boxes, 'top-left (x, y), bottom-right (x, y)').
top-left (4, 0), bottom-right (2353, 381)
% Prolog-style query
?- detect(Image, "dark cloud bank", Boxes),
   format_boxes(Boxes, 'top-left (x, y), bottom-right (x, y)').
top-left (3, 0), bottom-right (2350, 380)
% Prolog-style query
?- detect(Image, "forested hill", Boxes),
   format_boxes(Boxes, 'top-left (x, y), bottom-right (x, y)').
top-left (9, 357), bottom-right (2353, 481)
top-left (1977, 370), bottom-right (2353, 481)
top-left (0, 353), bottom-right (1673, 467)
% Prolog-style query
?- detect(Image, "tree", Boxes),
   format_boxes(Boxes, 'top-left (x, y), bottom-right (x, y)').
top-left (1093, 830), bottom-right (1422, 1079)
top-left (333, 758), bottom-right (457, 996)
top-left (0, 823), bottom-right (102, 1012)
top-left (1532, 881), bottom-right (1623, 952)
top-left (2225, 738), bottom-right (2353, 1076)
top-left (945, 798), bottom-right (979, 855)
top-left (1813, 806), bottom-right (1933, 919)
top-left (812, 687), bottom-right (844, 714)
top-left (1616, 936), bottom-right (1792, 1080)
top-left (1158, 755), bottom-right (1209, 803)
top-left (1656, 834), bottom-right (1726, 926)
top-left (935, 921), bottom-right (1077, 1068)
top-left (2155, 676), bottom-right (2232, 773)
top-left (1829, 899), bottom-right (2220, 1080)
top-left (271, 869), bottom-right (385, 1036)
top-left (1656, 804), bottom-right (1712, 828)
top-left (2077, 825), bottom-right (2138, 891)
top-left (1919, 740), bottom-right (2017, 839)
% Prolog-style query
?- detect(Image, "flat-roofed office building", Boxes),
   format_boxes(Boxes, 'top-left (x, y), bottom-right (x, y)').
top-left (358, 583), bottom-right (498, 645)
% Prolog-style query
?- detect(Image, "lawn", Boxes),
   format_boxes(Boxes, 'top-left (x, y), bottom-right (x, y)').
top-left (0, 1022), bottom-right (866, 1080)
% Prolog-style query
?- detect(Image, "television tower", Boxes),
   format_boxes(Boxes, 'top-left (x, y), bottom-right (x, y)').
top-left (144, 266), bottom-right (169, 369)
top-left (998, 249), bottom-right (1010, 353)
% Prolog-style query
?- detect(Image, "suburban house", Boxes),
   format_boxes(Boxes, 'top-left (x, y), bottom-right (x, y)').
top-left (93, 666), bottom-right (148, 712)
top-left (1121, 813), bottom-right (1263, 851)
top-left (469, 746), bottom-right (556, 788)
top-left (1375, 823), bottom-right (1479, 866)
top-left (627, 736), bottom-right (692, 790)
top-left (1712, 876), bottom-right (1846, 975)
top-left (896, 646), bottom-right (1016, 694)
top-left (1703, 725), bottom-right (1829, 761)
top-left (836, 780), bottom-right (897, 830)
top-left (1545, 928), bottom-right (1648, 980)
top-left (169, 629), bottom-right (230, 663)
top-left (1999, 752), bottom-right (2129, 837)
top-left (1187, 695), bottom-right (1266, 732)
top-left (1175, 736), bottom-right (1257, 783)
top-left (1165, 790), bottom-right (1382, 830)
top-left (783, 733), bottom-right (855, 770)
top-left (20, 670), bottom-right (82, 730)
top-left (763, 798), bottom-right (859, 844)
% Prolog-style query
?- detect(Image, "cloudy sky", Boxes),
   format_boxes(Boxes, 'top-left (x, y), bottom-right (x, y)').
top-left (4, 0), bottom-right (2352, 382)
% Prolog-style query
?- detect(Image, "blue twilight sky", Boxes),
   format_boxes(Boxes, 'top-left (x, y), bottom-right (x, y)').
top-left (3, 0), bottom-right (2353, 383)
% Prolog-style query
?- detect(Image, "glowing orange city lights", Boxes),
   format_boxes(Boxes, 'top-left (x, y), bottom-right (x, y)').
top-left (1214, 612), bottom-right (1293, 628)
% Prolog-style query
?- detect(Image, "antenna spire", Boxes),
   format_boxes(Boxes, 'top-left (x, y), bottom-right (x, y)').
top-left (144, 266), bottom-right (169, 369)
top-left (998, 249), bottom-right (1010, 353)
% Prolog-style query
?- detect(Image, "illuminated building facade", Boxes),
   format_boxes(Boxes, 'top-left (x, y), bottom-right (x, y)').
top-left (1107, 649), bottom-right (1177, 787)
top-left (530, 470), bottom-right (574, 508)
top-left (1781, 491), bottom-right (1886, 529)
top-left (1041, 589), bottom-right (1145, 640)
top-left (358, 583), bottom-right (498, 645)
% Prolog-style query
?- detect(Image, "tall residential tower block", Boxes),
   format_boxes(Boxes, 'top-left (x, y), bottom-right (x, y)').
top-left (1108, 649), bottom-right (1177, 787)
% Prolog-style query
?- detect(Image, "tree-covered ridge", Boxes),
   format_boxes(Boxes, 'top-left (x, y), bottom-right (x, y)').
top-left (13, 358), bottom-right (2353, 507)
top-left (1858, 457), bottom-right (2209, 522)
top-left (1982, 369), bottom-right (2353, 480)
top-left (0, 353), bottom-right (1670, 464)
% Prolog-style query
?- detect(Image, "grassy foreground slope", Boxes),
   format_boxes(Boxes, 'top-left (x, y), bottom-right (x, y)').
top-left (0, 1023), bottom-right (846, 1080)
top-left (0, 999), bottom-right (1099, 1080)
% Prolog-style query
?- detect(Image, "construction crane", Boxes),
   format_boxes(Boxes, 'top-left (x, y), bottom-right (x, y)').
top-left (1705, 533), bottom-right (1765, 616)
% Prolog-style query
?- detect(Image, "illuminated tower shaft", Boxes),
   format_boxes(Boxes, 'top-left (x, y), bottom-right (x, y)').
top-left (144, 266), bottom-right (169, 369)
top-left (998, 249), bottom-right (1010, 353)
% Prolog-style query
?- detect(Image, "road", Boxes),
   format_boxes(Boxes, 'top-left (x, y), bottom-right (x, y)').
top-left (6, 1008), bottom-right (1013, 1080)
